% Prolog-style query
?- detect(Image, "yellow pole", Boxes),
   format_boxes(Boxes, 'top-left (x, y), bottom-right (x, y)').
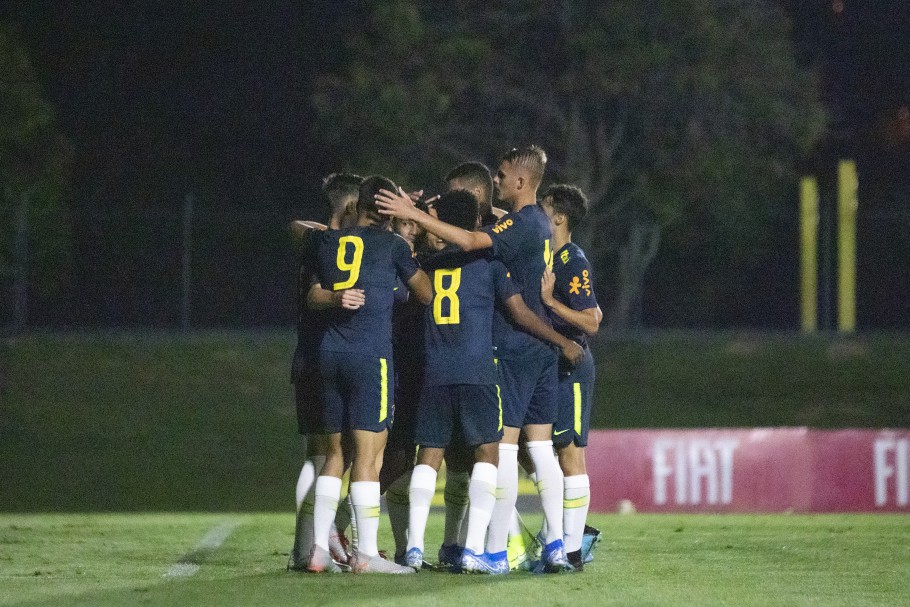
top-left (800, 177), bottom-right (819, 333)
top-left (837, 160), bottom-right (858, 333)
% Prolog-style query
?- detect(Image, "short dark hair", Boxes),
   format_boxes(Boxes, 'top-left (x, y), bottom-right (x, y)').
top-left (501, 145), bottom-right (547, 188)
top-left (542, 184), bottom-right (589, 232)
top-left (434, 189), bottom-right (479, 232)
top-left (322, 173), bottom-right (363, 214)
top-left (445, 162), bottom-right (493, 207)
top-left (357, 175), bottom-right (397, 223)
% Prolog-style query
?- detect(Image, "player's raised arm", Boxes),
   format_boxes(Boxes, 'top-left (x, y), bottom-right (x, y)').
top-left (305, 282), bottom-right (365, 311)
top-left (541, 268), bottom-right (603, 337)
top-left (502, 293), bottom-right (583, 366)
top-left (375, 187), bottom-right (493, 252)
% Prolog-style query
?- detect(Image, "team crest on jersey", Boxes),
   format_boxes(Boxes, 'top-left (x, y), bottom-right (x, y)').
top-left (491, 219), bottom-right (513, 234)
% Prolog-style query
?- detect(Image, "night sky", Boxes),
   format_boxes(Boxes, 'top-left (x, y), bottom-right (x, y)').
top-left (2, 1), bottom-right (909, 329)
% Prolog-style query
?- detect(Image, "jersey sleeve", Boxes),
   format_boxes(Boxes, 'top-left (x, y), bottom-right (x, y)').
top-left (490, 259), bottom-right (520, 304)
top-left (392, 235), bottom-right (420, 283)
top-left (557, 256), bottom-right (598, 311)
top-left (481, 214), bottom-right (524, 264)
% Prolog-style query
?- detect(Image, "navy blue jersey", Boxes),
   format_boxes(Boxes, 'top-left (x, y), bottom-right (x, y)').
top-left (422, 247), bottom-right (518, 386)
top-left (292, 230), bottom-right (327, 379)
top-left (314, 225), bottom-right (420, 358)
top-left (552, 242), bottom-right (598, 382)
top-left (482, 203), bottom-right (554, 359)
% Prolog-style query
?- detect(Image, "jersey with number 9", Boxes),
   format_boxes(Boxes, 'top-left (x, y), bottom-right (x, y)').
top-left (314, 226), bottom-right (419, 358)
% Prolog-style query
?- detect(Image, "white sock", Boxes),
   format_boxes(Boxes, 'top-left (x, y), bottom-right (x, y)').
top-left (295, 458), bottom-right (316, 511)
top-left (486, 443), bottom-right (518, 554)
top-left (385, 471), bottom-right (412, 555)
top-left (407, 464), bottom-right (437, 553)
top-left (526, 440), bottom-right (564, 545)
top-left (313, 475), bottom-right (342, 551)
top-left (524, 471), bottom-right (549, 540)
top-left (294, 456), bottom-right (325, 558)
top-left (464, 462), bottom-right (497, 554)
top-left (350, 481), bottom-right (381, 557)
top-left (563, 474), bottom-right (591, 553)
top-left (443, 470), bottom-right (470, 547)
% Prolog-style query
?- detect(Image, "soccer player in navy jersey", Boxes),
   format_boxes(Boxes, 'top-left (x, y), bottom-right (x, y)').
top-left (376, 146), bottom-right (576, 573)
top-left (401, 190), bottom-right (583, 574)
top-left (306, 175), bottom-right (433, 575)
top-left (288, 173), bottom-right (362, 571)
top-left (383, 210), bottom-right (433, 564)
top-left (539, 185), bottom-right (603, 571)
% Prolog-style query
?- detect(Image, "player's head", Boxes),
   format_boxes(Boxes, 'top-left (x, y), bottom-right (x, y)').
top-left (357, 175), bottom-right (397, 227)
top-left (433, 189), bottom-right (480, 233)
top-left (445, 162), bottom-right (493, 217)
top-left (392, 217), bottom-right (421, 251)
top-left (322, 173), bottom-right (363, 228)
top-left (540, 183), bottom-right (589, 234)
top-left (494, 145), bottom-right (547, 207)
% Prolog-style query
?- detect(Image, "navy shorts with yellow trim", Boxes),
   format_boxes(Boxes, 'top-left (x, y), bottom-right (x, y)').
top-left (498, 351), bottom-right (559, 428)
top-left (552, 379), bottom-right (593, 448)
top-left (415, 384), bottom-right (503, 449)
top-left (319, 350), bottom-right (393, 433)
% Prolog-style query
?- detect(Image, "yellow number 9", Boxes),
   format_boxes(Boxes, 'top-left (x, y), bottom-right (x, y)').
top-left (433, 268), bottom-right (461, 325)
top-left (334, 236), bottom-right (364, 290)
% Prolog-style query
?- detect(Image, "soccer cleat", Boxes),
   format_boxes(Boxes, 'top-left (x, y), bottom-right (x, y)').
top-left (566, 549), bottom-right (585, 573)
top-left (460, 549), bottom-right (510, 575)
top-left (533, 538), bottom-right (572, 574)
top-left (402, 547), bottom-right (426, 570)
top-left (351, 551), bottom-right (417, 574)
top-left (329, 530), bottom-right (353, 566)
top-left (437, 544), bottom-right (463, 569)
top-left (508, 530), bottom-right (541, 571)
top-left (306, 545), bottom-right (343, 573)
top-left (581, 524), bottom-right (603, 564)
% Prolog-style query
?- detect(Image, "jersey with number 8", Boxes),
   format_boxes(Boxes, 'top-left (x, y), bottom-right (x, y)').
top-left (422, 248), bottom-right (517, 387)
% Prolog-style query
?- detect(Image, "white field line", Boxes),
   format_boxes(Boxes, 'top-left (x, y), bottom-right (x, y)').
top-left (163, 521), bottom-right (239, 579)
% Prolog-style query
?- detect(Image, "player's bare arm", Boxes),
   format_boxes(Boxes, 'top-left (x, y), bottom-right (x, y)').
top-left (306, 283), bottom-right (366, 311)
top-left (503, 293), bottom-right (584, 366)
top-left (375, 187), bottom-right (493, 252)
top-left (406, 268), bottom-right (434, 306)
top-left (290, 220), bottom-right (327, 238)
top-left (541, 268), bottom-right (603, 336)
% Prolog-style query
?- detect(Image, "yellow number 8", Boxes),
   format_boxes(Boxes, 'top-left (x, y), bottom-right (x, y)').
top-left (334, 236), bottom-right (364, 290)
top-left (433, 268), bottom-right (461, 325)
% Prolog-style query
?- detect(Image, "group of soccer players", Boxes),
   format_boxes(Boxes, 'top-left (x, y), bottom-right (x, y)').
top-left (288, 146), bottom-right (602, 575)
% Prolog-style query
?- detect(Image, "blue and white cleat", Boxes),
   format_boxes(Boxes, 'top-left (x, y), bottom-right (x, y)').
top-left (460, 549), bottom-right (509, 575)
top-left (437, 544), bottom-right (463, 569)
top-left (402, 547), bottom-right (425, 570)
top-left (581, 524), bottom-right (603, 564)
top-left (533, 538), bottom-right (572, 574)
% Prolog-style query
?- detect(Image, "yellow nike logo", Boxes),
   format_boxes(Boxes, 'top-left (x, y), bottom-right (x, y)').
top-left (553, 429), bottom-right (570, 436)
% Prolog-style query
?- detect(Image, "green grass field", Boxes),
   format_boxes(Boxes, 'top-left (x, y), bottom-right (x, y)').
top-left (2, 332), bottom-right (908, 605)
top-left (3, 331), bottom-right (909, 512)
top-left (2, 512), bottom-right (908, 607)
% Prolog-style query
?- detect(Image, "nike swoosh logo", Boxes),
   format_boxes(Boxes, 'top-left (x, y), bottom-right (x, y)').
top-left (553, 429), bottom-right (570, 436)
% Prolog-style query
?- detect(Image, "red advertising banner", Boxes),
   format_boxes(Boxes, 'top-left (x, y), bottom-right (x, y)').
top-left (586, 429), bottom-right (910, 513)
